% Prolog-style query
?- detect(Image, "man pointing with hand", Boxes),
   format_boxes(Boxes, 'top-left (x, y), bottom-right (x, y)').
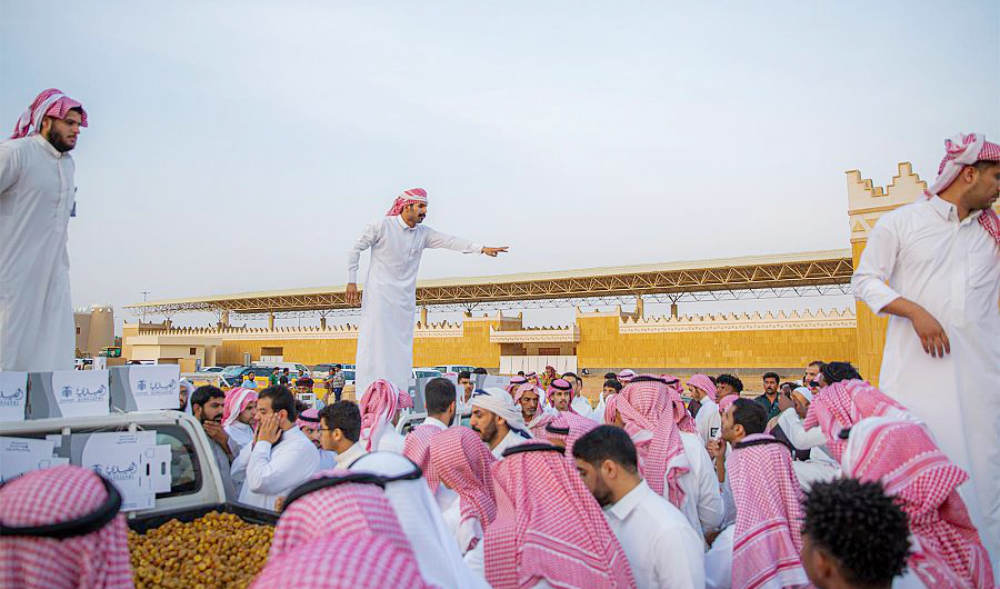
top-left (347, 188), bottom-right (507, 394)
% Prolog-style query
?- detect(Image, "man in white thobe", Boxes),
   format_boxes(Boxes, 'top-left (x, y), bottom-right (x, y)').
top-left (346, 188), bottom-right (507, 393)
top-left (852, 132), bottom-right (1000, 564)
top-left (469, 387), bottom-right (532, 459)
top-left (0, 89), bottom-right (87, 372)
top-left (231, 387), bottom-right (319, 511)
top-left (573, 425), bottom-right (706, 589)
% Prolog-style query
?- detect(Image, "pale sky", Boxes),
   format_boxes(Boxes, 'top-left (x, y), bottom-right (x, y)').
top-left (2, 1), bottom-right (997, 330)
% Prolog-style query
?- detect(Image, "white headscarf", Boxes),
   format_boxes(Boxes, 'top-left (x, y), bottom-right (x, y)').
top-left (792, 386), bottom-right (813, 404)
top-left (179, 379), bottom-right (195, 414)
top-left (470, 387), bottom-right (528, 434)
top-left (349, 452), bottom-right (489, 589)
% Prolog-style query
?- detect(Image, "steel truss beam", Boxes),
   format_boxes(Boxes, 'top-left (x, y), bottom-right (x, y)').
top-left (127, 256), bottom-right (854, 316)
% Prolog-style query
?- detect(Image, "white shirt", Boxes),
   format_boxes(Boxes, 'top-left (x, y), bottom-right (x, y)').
top-left (240, 379), bottom-right (257, 389)
top-left (852, 195), bottom-right (1000, 560)
top-left (317, 448), bottom-right (336, 471)
top-left (0, 134), bottom-right (76, 371)
top-left (439, 488), bottom-right (485, 555)
top-left (695, 397), bottom-right (722, 444)
top-left (423, 416), bottom-right (451, 430)
top-left (605, 479), bottom-right (707, 589)
top-left (334, 441), bottom-right (368, 469)
top-left (225, 421), bottom-right (254, 457)
top-left (775, 408), bottom-right (826, 450)
top-left (349, 215), bottom-right (481, 393)
top-left (678, 431), bottom-right (725, 537)
top-left (491, 429), bottom-right (526, 460)
top-left (234, 426), bottom-right (319, 511)
top-left (704, 525), bottom-right (734, 589)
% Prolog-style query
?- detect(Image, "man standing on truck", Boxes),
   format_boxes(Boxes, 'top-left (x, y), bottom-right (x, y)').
top-left (0, 89), bottom-right (87, 372)
top-left (327, 364), bottom-right (346, 403)
top-left (346, 188), bottom-right (507, 393)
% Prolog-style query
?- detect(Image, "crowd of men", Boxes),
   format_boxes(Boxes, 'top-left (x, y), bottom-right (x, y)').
top-left (2, 88), bottom-right (998, 588)
top-left (4, 358), bottom-right (996, 589)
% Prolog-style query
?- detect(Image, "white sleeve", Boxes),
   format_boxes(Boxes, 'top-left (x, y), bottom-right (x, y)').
top-left (347, 221), bottom-right (381, 283)
top-left (652, 526), bottom-right (708, 589)
top-left (704, 526), bottom-right (734, 589)
top-left (230, 441), bottom-right (252, 480)
top-left (463, 541), bottom-right (486, 580)
top-left (0, 142), bottom-right (22, 197)
top-left (850, 218), bottom-right (903, 315)
top-left (777, 408), bottom-right (826, 449)
top-left (689, 439), bottom-right (724, 533)
top-left (424, 226), bottom-right (482, 254)
top-left (246, 440), bottom-right (319, 495)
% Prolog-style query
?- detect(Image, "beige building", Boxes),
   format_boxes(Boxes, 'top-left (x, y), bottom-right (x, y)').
top-left (74, 305), bottom-right (115, 358)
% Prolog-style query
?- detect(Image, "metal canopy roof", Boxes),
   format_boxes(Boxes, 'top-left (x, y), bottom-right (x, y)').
top-left (125, 249), bottom-right (853, 316)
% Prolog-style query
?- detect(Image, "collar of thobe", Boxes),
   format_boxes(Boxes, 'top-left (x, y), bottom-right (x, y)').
top-left (927, 194), bottom-right (983, 224)
top-left (424, 416), bottom-right (450, 430)
top-left (605, 478), bottom-right (650, 520)
top-left (32, 133), bottom-right (67, 159)
top-left (395, 214), bottom-right (417, 231)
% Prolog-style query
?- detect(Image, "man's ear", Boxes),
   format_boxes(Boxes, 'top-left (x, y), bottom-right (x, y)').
top-left (600, 458), bottom-right (618, 479)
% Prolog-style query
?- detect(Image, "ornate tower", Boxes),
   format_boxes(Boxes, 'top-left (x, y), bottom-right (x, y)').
top-left (845, 162), bottom-right (926, 384)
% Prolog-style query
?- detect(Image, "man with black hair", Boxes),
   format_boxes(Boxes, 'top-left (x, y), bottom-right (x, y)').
top-left (755, 372), bottom-right (783, 420)
top-left (800, 478), bottom-right (911, 589)
top-left (472, 367), bottom-right (488, 375)
top-left (190, 385), bottom-right (238, 500)
top-left (403, 377), bottom-right (456, 480)
top-left (573, 426), bottom-right (705, 589)
top-left (232, 385), bottom-right (319, 511)
top-left (456, 370), bottom-right (474, 413)
top-left (318, 400), bottom-right (367, 468)
top-left (707, 398), bottom-right (809, 589)
top-left (716, 373), bottom-right (743, 403)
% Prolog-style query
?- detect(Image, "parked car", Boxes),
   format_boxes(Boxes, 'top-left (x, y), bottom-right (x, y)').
top-left (222, 365), bottom-right (277, 388)
top-left (199, 366), bottom-right (226, 373)
top-left (412, 368), bottom-right (443, 380)
top-left (253, 361), bottom-right (309, 377)
top-left (396, 407), bottom-right (472, 435)
top-left (432, 365), bottom-right (475, 375)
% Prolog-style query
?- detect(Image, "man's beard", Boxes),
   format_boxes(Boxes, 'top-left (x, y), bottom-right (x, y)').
top-left (44, 128), bottom-right (75, 153)
top-left (201, 415), bottom-right (222, 425)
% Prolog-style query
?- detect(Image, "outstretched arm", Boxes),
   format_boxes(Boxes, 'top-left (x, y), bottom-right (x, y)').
top-left (425, 227), bottom-right (508, 257)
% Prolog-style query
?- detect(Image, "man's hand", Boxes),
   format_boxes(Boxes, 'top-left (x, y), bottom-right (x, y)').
top-left (345, 283), bottom-right (361, 306)
top-left (882, 298), bottom-right (950, 358)
top-left (777, 392), bottom-right (794, 413)
top-left (706, 438), bottom-right (724, 460)
top-left (257, 414), bottom-right (281, 445)
top-left (909, 306), bottom-right (950, 358)
top-left (481, 246), bottom-right (509, 258)
top-left (203, 420), bottom-right (230, 453)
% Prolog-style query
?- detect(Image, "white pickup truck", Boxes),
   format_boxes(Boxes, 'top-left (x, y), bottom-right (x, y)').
top-left (3, 411), bottom-right (277, 528)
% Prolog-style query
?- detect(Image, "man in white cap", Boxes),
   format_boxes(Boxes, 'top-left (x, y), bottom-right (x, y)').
top-left (1, 89), bottom-right (87, 372)
top-left (468, 387), bottom-right (531, 459)
top-left (346, 188), bottom-right (508, 393)
top-left (851, 132), bottom-right (1000, 561)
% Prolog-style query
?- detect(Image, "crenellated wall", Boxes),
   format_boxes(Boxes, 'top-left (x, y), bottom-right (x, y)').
top-left (846, 162), bottom-right (926, 384)
top-left (576, 308), bottom-right (858, 372)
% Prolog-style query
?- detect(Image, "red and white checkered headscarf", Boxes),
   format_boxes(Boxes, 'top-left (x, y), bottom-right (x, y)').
top-left (385, 188), bottom-right (428, 216)
top-left (222, 387), bottom-right (257, 429)
top-left (727, 434), bottom-right (809, 589)
top-left (428, 427), bottom-right (497, 551)
top-left (617, 369), bottom-right (637, 383)
top-left (546, 378), bottom-right (577, 413)
top-left (927, 132), bottom-right (1000, 245)
top-left (803, 379), bottom-right (912, 462)
top-left (271, 471), bottom-right (413, 559)
top-left (514, 383), bottom-right (553, 437)
top-left (251, 532), bottom-right (429, 589)
top-left (0, 465), bottom-right (133, 589)
top-left (360, 379), bottom-right (402, 451)
top-left (718, 394), bottom-right (739, 415)
top-left (843, 418), bottom-right (996, 589)
top-left (295, 407), bottom-right (321, 432)
top-left (403, 423), bottom-right (441, 490)
top-left (506, 375), bottom-right (528, 397)
top-left (9, 88), bottom-right (88, 139)
top-left (614, 377), bottom-right (690, 506)
top-left (545, 411), bottom-right (599, 456)
top-left (686, 373), bottom-right (718, 401)
top-left (484, 445), bottom-right (636, 589)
